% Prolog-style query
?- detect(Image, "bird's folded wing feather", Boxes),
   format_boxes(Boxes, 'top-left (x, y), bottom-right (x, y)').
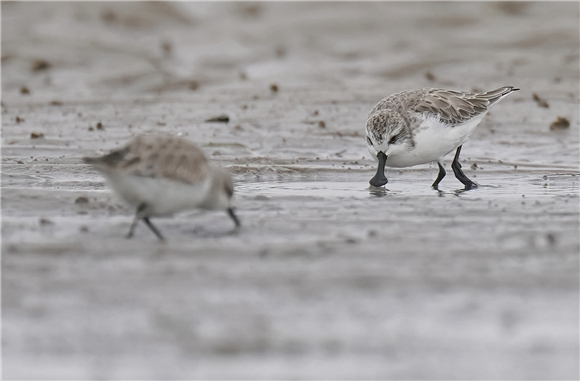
top-left (84, 135), bottom-right (209, 185)
top-left (413, 89), bottom-right (490, 126)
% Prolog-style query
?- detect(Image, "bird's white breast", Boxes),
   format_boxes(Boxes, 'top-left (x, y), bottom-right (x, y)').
top-left (386, 113), bottom-right (486, 167)
top-left (103, 170), bottom-right (213, 217)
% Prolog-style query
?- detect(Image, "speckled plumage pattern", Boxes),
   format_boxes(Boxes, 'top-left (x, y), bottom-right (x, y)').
top-left (87, 134), bottom-right (211, 185)
top-left (367, 87), bottom-right (518, 142)
top-left (366, 86), bottom-right (519, 188)
top-left (83, 133), bottom-right (239, 239)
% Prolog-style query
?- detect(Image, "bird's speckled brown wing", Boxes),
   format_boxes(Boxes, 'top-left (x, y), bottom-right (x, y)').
top-left (369, 86), bottom-right (518, 126)
top-left (413, 87), bottom-right (518, 126)
top-left (84, 134), bottom-right (210, 185)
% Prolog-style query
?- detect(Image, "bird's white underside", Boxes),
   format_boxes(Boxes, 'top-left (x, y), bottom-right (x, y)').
top-left (103, 170), bottom-right (217, 217)
top-left (369, 112), bottom-right (487, 168)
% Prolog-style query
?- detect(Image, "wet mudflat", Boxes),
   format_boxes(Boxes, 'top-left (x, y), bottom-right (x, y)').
top-left (2, 2), bottom-right (579, 379)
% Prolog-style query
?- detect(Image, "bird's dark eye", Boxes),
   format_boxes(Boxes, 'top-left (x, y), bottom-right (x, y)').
top-left (389, 135), bottom-right (398, 145)
top-left (366, 136), bottom-right (373, 145)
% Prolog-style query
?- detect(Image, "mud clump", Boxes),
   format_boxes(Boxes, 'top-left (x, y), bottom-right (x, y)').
top-left (532, 93), bottom-right (549, 108)
top-left (30, 132), bottom-right (45, 139)
top-left (39, 218), bottom-right (54, 226)
top-left (75, 196), bottom-right (89, 205)
top-left (161, 40), bottom-right (172, 58)
top-left (31, 59), bottom-right (51, 72)
top-left (187, 80), bottom-right (199, 91)
top-left (549, 117), bottom-right (570, 131)
top-left (205, 114), bottom-right (229, 123)
top-left (495, 2), bottom-right (529, 16)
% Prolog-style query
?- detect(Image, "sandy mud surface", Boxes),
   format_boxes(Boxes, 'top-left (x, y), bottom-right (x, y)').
top-left (2, 2), bottom-right (579, 379)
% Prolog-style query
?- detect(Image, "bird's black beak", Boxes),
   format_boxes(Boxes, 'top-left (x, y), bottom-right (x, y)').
top-left (369, 152), bottom-right (388, 187)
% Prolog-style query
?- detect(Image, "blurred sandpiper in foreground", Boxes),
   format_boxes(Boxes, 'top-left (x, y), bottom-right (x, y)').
top-left (365, 86), bottom-right (519, 190)
top-left (83, 134), bottom-right (240, 241)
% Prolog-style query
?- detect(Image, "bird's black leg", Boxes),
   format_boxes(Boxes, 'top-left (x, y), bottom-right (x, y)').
top-left (451, 145), bottom-right (477, 190)
top-left (431, 161), bottom-right (446, 189)
top-left (143, 217), bottom-right (165, 241)
top-left (126, 216), bottom-right (139, 239)
top-left (126, 203), bottom-right (148, 239)
top-left (227, 207), bottom-right (241, 228)
top-left (126, 203), bottom-right (164, 241)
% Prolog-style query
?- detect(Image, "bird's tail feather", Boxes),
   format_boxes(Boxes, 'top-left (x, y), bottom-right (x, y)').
top-left (481, 86), bottom-right (519, 105)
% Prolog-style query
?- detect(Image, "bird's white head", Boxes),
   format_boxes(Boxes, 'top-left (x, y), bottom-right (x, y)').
top-left (365, 109), bottom-right (413, 187)
top-left (203, 164), bottom-right (241, 228)
top-left (365, 109), bottom-right (412, 161)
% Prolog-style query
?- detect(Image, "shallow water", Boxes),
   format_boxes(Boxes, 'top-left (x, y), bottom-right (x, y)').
top-left (239, 172), bottom-right (579, 200)
top-left (2, 2), bottom-right (579, 379)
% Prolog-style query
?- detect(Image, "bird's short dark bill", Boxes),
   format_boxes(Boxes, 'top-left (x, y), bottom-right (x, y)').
top-left (369, 152), bottom-right (388, 187)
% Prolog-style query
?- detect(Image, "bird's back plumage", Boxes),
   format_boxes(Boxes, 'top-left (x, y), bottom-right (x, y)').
top-left (365, 86), bottom-right (519, 188)
top-left (83, 133), bottom-right (240, 239)
top-left (83, 134), bottom-right (210, 185)
top-left (369, 86), bottom-right (518, 127)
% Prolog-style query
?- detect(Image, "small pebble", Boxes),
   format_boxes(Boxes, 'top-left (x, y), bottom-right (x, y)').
top-left (39, 218), bottom-right (54, 225)
top-left (532, 93), bottom-right (549, 108)
top-left (425, 71), bottom-right (436, 81)
top-left (549, 117), bottom-right (570, 131)
top-left (75, 196), bottom-right (89, 205)
top-left (205, 114), bottom-right (229, 123)
top-left (31, 59), bottom-right (50, 72)
top-left (187, 80), bottom-right (199, 91)
top-left (161, 40), bottom-right (172, 57)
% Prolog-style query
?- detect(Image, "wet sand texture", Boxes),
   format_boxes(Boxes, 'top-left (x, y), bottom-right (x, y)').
top-left (2, 2), bottom-right (579, 379)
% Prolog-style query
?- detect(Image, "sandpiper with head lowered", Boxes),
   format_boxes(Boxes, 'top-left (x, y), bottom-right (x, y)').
top-left (83, 133), bottom-right (240, 240)
top-left (365, 86), bottom-right (519, 190)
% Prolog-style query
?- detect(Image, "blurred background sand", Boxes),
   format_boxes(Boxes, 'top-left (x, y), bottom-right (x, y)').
top-left (2, 2), bottom-right (579, 379)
